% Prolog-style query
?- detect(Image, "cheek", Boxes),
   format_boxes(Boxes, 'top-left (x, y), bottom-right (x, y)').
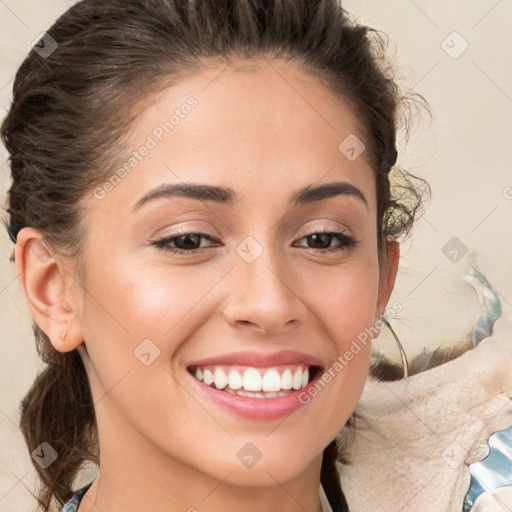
top-left (80, 254), bottom-right (227, 341)
top-left (307, 258), bottom-right (380, 343)
top-left (75, 257), bottom-right (223, 434)
top-left (305, 257), bottom-right (379, 419)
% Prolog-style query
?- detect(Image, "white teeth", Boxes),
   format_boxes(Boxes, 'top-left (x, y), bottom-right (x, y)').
top-left (223, 387), bottom-right (290, 399)
top-left (203, 368), bottom-right (214, 386)
top-left (281, 368), bottom-right (293, 389)
top-left (191, 364), bottom-right (312, 394)
top-left (301, 368), bottom-right (309, 388)
top-left (292, 369), bottom-right (303, 390)
top-left (243, 368), bottom-right (262, 391)
top-left (228, 369), bottom-right (243, 390)
top-left (213, 367), bottom-right (228, 390)
top-left (281, 369), bottom-right (293, 389)
top-left (262, 369), bottom-right (281, 392)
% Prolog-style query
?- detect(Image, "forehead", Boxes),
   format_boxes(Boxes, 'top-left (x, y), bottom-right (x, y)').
top-left (138, 58), bottom-right (366, 155)
top-left (88, 59), bottom-right (376, 217)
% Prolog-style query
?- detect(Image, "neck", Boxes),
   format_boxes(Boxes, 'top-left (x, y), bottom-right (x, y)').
top-left (79, 461), bottom-right (324, 512)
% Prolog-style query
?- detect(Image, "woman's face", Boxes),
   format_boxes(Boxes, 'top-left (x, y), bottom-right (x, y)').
top-left (68, 59), bottom-right (398, 487)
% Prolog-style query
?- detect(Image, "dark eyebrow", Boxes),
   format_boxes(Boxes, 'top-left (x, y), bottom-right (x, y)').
top-left (290, 181), bottom-right (368, 210)
top-left (132, 181), bottom-right (368, 212)
top-left (132, 183), bottom-right (236, 212)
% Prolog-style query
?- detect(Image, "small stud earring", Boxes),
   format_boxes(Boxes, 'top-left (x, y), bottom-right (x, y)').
top-left (61, 331), bottom-right (68, 342)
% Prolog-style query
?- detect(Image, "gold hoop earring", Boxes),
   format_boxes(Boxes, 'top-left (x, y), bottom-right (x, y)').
top-left (381, 316), bottom-right (409, 378)
top-left (61, 331), bottom-right (68, 342)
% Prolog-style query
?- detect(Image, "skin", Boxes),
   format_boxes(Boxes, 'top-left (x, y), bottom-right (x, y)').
top-left (16, 59), bottom-right (399, 512)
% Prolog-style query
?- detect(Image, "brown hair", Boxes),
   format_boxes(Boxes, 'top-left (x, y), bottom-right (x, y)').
top-left (1, 1), bottom-right (430, 510)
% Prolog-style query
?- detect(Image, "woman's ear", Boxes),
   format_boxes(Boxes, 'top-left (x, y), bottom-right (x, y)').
top-left (376, 239), bottom-right (400, 319)
top-left (15, 227), bottom-right (83, 353)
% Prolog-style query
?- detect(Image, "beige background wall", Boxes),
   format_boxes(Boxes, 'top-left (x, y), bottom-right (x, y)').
top-left (1, 1), bottom-right (511, 510)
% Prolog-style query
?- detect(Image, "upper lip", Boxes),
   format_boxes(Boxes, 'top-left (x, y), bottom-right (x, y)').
top-left (187, 350), bottom-right (323, 369)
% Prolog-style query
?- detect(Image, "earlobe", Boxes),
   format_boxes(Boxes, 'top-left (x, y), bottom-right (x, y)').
top-left (15, 227), bottom-right (83, 353)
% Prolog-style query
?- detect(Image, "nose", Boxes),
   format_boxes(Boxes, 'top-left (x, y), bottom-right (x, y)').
top-left (221, 244), bottom-right (306, 335)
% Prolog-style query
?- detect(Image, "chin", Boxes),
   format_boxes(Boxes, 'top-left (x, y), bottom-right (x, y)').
top-left (198, 438), bottom-right (322, 487)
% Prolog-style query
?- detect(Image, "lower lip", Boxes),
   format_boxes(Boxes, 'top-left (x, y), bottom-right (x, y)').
top-left (188, 370), bottom-right (321, 420)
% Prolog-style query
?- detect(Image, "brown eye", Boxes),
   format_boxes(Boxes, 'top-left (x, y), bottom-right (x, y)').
top-left (174, 234), bottom-right (203, 250)
top-left (306, 233), bottom-right (333, 249)
top-left (293, 230), bottom-right (360, 252)
top-left (152, 231), bottom-right (218, 254)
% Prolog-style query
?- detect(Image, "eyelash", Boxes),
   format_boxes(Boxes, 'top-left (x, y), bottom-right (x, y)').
top-left (151, 228), bottom-right (360, 255)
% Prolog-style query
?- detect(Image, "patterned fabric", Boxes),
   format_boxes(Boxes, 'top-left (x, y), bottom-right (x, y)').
top-left (462, 265), bottom-right (512, 511)
top-left (61, 482), bottom-right (93, 512)
top-left (465, 426), bottom-right (512, 510)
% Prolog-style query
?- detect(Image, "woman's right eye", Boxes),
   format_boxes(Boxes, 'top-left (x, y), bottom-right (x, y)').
top-left (152, 231), bottom-right (219, 254)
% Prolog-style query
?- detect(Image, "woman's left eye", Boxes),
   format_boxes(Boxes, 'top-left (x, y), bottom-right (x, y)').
top-left (152, 230), bottom-right (360, 255)
top-left (293, 231), bottom-right (360, 252)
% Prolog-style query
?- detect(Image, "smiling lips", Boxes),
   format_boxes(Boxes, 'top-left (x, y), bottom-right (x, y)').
top-left (187, 350), bottom-right (322, 400)
top-left (186, 351), bottom-right (323, 419)
top-left (189, 364), bottom-right (312, 398)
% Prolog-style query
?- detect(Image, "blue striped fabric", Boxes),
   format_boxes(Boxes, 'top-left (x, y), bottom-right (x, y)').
top-left (462, 264), bottom-right (512, 511)
top-left (61, 482), bottom-right (93, 512)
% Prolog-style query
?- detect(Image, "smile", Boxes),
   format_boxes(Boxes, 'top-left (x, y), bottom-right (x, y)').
top-left (188, 364), bottom-right (317, 398)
